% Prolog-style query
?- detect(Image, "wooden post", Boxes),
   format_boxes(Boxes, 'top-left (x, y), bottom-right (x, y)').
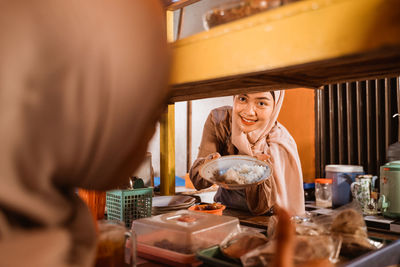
top-left (187, 100), bottom-right (192, 173)
top-left (160, 104), bottom-right (175, 195)
top-left (159, 10), bottom-right (176, 196)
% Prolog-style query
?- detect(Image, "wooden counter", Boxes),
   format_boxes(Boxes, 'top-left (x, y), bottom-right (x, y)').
top-left (223, 208), bottom-right (270, 229)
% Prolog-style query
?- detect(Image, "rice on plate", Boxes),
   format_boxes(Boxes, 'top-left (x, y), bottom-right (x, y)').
top-left (216, 164), bottom-right (267, 184)
top-left (200, 155), bottom-right (272, 190)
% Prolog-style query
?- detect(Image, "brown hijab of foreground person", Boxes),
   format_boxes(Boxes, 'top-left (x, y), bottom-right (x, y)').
top-left (0, 0), bottom-right (169, 266)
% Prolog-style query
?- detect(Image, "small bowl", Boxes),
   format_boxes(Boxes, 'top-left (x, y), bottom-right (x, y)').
top-left (199, 155), bottom-right (272, 190)
top-left (188, 203), bottom-right (226, 215)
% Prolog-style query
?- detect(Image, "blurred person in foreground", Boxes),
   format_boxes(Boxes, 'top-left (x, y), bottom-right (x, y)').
top-left (0, 0), bottom-right (169, 266)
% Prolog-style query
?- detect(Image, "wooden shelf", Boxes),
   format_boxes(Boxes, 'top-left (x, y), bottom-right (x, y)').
top-left (168, 0), bottom-right (400, 102)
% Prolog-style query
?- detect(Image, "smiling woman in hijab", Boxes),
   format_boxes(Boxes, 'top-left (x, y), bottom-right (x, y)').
top-left (189, 91), bottom-right (305, 216)
top-left (0, 0), bottom-right (169, 266)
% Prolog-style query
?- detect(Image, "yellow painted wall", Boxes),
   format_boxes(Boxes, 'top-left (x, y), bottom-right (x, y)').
top-left (278, 88), bottom-right (315, 183)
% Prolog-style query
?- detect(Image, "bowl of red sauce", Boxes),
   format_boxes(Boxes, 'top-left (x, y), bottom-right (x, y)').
top-left (188, 203), bottom-right (226, 215)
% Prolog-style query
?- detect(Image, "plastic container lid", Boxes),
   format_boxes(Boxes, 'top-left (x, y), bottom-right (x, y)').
top-left (133, 210), bottom-right (240, 255)
top-left (325, 165), bottom-right (364, 173)
top-left (382, 161), bottom-right (400, 171)
top-left (315, 178), bottom-right (332, 184)
top-left (134, 210), bottom-right (237, 232)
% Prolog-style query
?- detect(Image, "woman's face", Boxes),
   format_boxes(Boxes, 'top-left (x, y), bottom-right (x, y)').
top-left (233, 92), bottom-right (275, 133)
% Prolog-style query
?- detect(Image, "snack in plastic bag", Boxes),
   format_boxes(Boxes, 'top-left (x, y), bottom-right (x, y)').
top-left (268, 211), bottom-right (327, 237)
top-left (293, 235), bottom-right (339, 263)
top-left (220, 228), bottom-right (268, 259)
top-left (330, 207), bottom-right (380, 257)
top-left (293, 214), bottom-right (328, 236)
top-left (240, 234), bottom-right (339, 266)
top-left (331, 208), bottom-right (367, 237)
top-left (240, 240), bottom-right (275, 267)
top-left (240, 204), bottom-right (383, 266)
top-left (241, 211), bottom-right (340, 266)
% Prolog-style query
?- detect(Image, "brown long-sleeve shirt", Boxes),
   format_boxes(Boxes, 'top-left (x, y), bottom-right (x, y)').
top-left (189, 106), bottom-right (276, 213)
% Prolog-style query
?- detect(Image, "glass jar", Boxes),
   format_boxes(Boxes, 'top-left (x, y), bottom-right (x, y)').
top-left (95, 220), bottom-right (136, 267)
top-left (315, 178), bottom-right (332, 208)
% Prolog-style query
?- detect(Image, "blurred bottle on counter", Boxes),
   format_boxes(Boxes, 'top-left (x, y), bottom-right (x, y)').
top-left (117, 152), bottom-right (153, 190)
top-left (95, 220), bottom-right (136, 267)
top-left (131, 152), bottom-right (153, 187)
top-left (303, 182), bottom-right (315, 202)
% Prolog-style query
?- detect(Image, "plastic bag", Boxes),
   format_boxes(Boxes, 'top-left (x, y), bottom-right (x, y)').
top-left (239, 203), bottom-right (382, 266)
top-left (241, 210), bottom-right (340, 267)
top-left (267, 211), bottom-right (328, 237)
top-left (328, 202), bottom-right (382, 257)
top-left (241, 202), bottom-right (380, 266)
top-left (219, 227), bottom-right (268, 260)
top-left (240, 234), bottom-right (340, 266)
top-left (311, 201), bottom-right (382, 257)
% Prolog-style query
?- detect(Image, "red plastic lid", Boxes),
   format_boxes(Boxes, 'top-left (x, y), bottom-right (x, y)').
top-left (315, 178), bottom-right (332, 184)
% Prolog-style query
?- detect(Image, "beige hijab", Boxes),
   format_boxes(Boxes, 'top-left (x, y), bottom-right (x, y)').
top-left (0, 0), bottom-right (169, 266)
top-left (232, 91), bottom-right (305, 216)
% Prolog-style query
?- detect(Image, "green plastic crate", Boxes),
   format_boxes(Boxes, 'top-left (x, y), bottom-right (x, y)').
top-left (106, 188), bottom-right (153, 228)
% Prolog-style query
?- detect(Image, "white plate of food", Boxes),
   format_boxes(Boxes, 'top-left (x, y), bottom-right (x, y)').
top-left (199, 155), bottom-right (272, 190)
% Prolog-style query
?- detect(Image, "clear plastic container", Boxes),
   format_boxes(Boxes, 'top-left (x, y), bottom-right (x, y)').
top-left (132, 210), bottom-right (240, 255)
top-left (325, 165), bottom-right (364, 207)
top-left (203, 0), bottom-right (282, 30)
top-left (315, 178), bottom-right (332, 208)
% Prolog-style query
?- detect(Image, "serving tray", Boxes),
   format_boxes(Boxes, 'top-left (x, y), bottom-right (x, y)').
top-left (196, 239), bottom-right (400, 267)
